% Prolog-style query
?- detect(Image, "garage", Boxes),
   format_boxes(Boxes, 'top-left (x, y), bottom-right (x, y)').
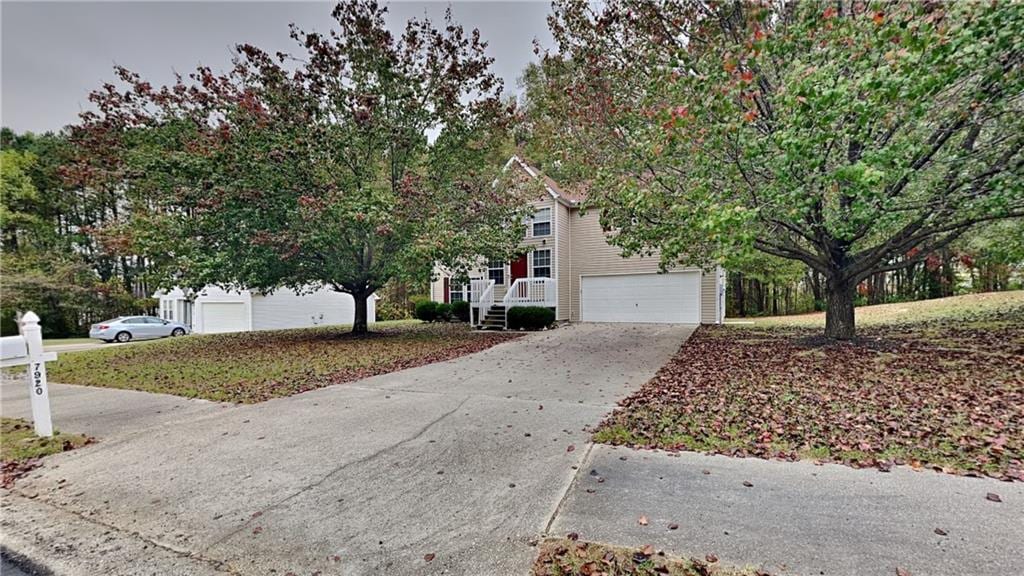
top-left (198, 302), bottom-right (248, 334)
top-left (580, 272), bottom-right (700, 324)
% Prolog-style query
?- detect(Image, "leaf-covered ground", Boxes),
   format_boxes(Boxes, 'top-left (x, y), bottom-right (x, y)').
top-left (594, 293), bottom-right (1024, 481)
top-left (532, 538), bottom-right (756, 576)
top-left (48, 322), bottom-right (520, 403)
top-left (2, 417), bottom-right (93, 488)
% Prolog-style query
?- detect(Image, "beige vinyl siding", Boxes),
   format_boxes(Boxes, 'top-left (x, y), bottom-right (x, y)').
top-left (521, 196), bottom-right (555, 251)
top-left (700, 270), bottom-right (719, 324)
top-left (570, 210), bottom-right (664, 322)
top-left (430, 263), bottom-right (490, 302)
top-left (555, 202), bottom-right (572, 320)
top-left (569, 209), bottom-right (720, 324)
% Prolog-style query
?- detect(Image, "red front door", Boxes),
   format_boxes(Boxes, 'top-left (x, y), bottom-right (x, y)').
top-left (510, 255), bottom-right (528, 281)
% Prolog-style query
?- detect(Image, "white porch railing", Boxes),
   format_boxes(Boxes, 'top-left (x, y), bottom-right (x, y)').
top-left (467, 279), bottom-right (495, 326)
top-left (477, 281), bottom-right (495, 325)
top-left (468, 279), bottom-right (491, 303)
top-left (503, 277), bottom-right (557, 308)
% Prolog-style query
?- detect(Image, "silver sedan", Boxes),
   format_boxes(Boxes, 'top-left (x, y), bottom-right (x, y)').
top-left (89, 316), bottom-right (191, 343)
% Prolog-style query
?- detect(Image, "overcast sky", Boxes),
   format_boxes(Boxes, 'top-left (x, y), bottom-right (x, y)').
top-left (1, 1), bottom-right (553, 134)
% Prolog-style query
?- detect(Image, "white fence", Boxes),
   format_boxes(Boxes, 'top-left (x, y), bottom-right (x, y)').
top-left (0, 312), bottom-right (56, 437)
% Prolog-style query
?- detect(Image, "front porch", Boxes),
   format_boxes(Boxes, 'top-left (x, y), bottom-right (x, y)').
top-left (459, 277), bottom-right (557, 330)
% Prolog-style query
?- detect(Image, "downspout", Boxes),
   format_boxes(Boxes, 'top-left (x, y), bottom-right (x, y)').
top-left (553, 201), bottom-right (559, 321)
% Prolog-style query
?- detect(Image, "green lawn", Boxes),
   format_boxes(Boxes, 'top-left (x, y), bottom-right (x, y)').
top-left (532, 538), bottom-right (756, 576)
top-left (1, 417), bottom-right (92, 488)
top-left (743, 290), bottom-right (1024, 328)
top-left (595, 292), bottom-right (1024, 481)
top-left (1, 418), bottom-right (91, 462)
top-left (48, 321), bottom-right (518, 403)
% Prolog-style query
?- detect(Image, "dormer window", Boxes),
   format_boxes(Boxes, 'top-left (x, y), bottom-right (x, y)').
top-left (531, 207), bottom-right (551, 237)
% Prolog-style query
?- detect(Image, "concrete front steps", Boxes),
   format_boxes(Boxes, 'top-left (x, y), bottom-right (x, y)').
top-left (477, 305), bottom-right (507, 330)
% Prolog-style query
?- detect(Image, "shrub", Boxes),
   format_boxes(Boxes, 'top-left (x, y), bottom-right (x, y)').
top-left (435, 302), bottom-right (453, 321)
top-left (507, 306), bottom-right (555, 330)
top-left (451, 300), bottom-right (470, 322)
top-left (414, 300), bottom-right (438, 322)
top-left (376, 299), bottom-right (411, 321)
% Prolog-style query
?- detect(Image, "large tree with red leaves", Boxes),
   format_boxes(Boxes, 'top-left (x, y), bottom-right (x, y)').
top-left (531, 0), bottom-right (1023, 338)
top-left (70, 1), bottom-right (529, 334)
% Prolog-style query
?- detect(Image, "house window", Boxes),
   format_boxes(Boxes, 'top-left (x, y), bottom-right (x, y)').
top-left (487, 261), bottom-right (505, 284)
top-left (450, 284), bottom-right (467, 302)
top-left (532, 249), bottom-right (552, 278)
top-left (531, 207), bottom-right (551, 237)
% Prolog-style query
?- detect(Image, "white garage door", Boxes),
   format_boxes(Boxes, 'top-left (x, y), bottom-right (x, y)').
top-left (581, 272), bottom-right (700, 324)
top-left (200, 302), bottom-right (248, 334)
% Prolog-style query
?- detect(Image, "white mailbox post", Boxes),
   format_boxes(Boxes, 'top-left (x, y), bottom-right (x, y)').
top-left (0, 311), bottom-right (57, 437)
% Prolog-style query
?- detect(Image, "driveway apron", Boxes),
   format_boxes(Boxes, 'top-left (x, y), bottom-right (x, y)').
top-left (1, 323), bottom-right (692, 576)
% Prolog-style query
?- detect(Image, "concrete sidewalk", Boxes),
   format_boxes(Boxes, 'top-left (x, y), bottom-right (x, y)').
top-left (550, 444), bottom-right (1024, 576)
top-left (1, 323), bottom-right (692, 576)
top-left (1, 378), bottom-right (227, 439)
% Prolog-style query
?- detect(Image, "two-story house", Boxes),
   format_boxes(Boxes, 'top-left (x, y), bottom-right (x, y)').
top-left (431, 156), bottom-right (726, 328)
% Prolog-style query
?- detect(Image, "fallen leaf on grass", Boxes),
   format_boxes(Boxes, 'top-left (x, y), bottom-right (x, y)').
top-left (590, 316), bottom-right (1024, 481)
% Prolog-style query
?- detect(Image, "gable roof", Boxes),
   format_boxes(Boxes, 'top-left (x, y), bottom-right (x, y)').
top-left (503, 155), bottom-right (585, 207)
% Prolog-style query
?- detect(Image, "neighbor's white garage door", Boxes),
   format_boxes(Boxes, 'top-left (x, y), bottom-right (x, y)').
top-left (581, 272), bottom-right (700, 324)
top-left (200, 302), bottom-right (248, 334)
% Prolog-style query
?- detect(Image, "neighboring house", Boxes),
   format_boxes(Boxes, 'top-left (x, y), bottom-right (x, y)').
top-left (155, 286), bottom-right (377, 334)
top-left (432, 156), bottom-right (726, 327)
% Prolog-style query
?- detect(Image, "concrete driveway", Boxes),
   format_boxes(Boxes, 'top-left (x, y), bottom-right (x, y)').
top-left (1, 379), bottom-right (226, 439)
top-left (1, 323), bottom-right (693, 576)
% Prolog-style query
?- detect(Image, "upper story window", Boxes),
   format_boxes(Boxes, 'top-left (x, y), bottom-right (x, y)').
top-left (487, 260), bottom-right (505, 285)
top-left (532, 249), bottom-right (552, 278)
top-left (530, 207), bottom-right (552, 237)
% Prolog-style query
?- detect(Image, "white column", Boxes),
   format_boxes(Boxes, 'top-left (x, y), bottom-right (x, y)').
top-left (19, 312), bottom-right (54, 437)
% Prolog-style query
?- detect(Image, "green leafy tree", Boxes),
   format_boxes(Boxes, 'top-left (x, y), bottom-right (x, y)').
top-left (539, 0), bottom-right (1023, 338)
top-left (0, 149), bottom-right (48, 251)
top-left (71, 1), bottom-right (530, 334)
top-left (957, 220), bottom-right (1024, 292)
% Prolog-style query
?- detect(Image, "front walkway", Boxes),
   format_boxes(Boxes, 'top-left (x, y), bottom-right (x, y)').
top-left (552, 445), bottom-right (1023, 575)
top-left (1, 323), bottom-right (692, 575)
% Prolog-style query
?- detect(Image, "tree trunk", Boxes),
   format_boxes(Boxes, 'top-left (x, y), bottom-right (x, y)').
top-left (824, 280), bottom-right (856, 340)
top-left (808, 269), bottom-right (824, 311)
top-left (352, 291), bottom-right (370, 335)
top-left (735, 272), bottom-right (745, 316)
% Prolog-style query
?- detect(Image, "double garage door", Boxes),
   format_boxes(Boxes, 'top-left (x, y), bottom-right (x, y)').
top-left (581, 272), bottom-right (700, 324)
